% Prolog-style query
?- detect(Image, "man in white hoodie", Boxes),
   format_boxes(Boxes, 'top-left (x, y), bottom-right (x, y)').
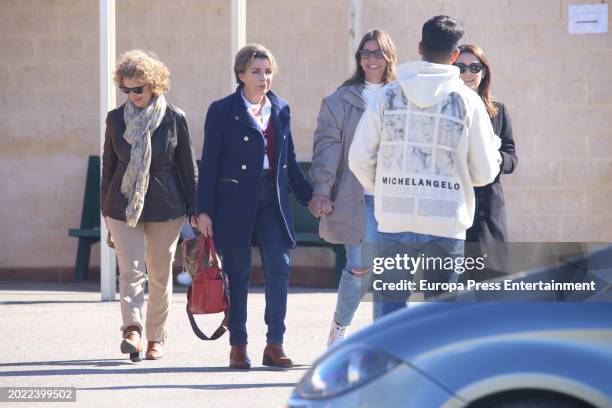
top-left (349, 16), bottom-right (502, 315)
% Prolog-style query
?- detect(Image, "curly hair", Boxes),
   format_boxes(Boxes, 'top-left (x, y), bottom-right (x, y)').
top-left (113, 49), bottom-right (170, 95)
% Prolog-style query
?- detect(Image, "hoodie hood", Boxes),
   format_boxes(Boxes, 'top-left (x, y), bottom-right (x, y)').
top-left (396, 60), bottom-right (464, 108)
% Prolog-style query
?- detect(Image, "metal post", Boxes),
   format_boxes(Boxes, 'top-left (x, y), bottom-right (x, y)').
top-left (231, 0), bottom-right (246, 92)
top-left (348, 0), bottom-right (362, 74)
top-left (100, 0), bottom-right (117, 301)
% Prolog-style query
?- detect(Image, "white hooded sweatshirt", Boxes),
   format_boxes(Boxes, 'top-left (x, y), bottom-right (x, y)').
top-left (349, 61), bottom-right (502, 239)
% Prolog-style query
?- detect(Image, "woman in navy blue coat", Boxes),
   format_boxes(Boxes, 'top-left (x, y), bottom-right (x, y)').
top-left (196, 44), bottom-right (312, 369)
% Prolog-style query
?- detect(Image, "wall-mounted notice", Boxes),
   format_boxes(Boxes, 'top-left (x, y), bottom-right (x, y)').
top-left (568, 3), bottom-right (608, 34)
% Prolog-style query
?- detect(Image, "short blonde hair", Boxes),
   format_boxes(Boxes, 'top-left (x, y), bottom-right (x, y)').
top-left (114, 49), bottom-right (170, 95)
top-left (234, 43), bottom-right (278, 85)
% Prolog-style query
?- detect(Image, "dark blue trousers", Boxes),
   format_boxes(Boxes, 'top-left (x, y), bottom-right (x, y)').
top-left (221, 172), bottom-right (291, 346)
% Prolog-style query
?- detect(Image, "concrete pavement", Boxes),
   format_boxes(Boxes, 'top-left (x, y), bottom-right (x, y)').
top-left (0, 281), bottom-right (372, 408)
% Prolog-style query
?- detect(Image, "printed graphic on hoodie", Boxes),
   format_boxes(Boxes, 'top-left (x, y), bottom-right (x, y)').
top-left (380, 83), bottom-right (464, 218)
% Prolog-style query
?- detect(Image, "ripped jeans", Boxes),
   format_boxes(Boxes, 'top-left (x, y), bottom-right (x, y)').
top-left (333, 195), bottom-right (382, 326)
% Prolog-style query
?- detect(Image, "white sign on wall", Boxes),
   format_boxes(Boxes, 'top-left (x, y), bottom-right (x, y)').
top-left (568, 3), bottom-right (608, 35)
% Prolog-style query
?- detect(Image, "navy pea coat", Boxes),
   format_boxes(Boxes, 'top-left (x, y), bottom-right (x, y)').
top-left (196, 87), bottom-right (313, 250)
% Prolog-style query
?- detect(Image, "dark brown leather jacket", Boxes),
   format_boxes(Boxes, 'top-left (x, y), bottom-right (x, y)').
top-left (101, 103), bottom-right (198, 222)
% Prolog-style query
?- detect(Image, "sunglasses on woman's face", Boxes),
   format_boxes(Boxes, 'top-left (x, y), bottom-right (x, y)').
top-left (119, 85), bottom-right (145, 94)
top-left (454, 62), bottom-right (484, 74)
top-left (359, 48), bottom-right (384, 60)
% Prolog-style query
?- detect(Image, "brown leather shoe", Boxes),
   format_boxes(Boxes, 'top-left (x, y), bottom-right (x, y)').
top-left (120, 326), bottom-right (142, 362)
top-left (145, 341), bottom-right (164, 360)
top-left (262, 343), bottom-right (293, 368)
top-left (120, 326), bottom-right (142, 354)
top-left (229, 345), bottom-right (251, 369)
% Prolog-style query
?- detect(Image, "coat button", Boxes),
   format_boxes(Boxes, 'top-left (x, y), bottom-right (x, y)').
top-left (241, 165), bottom-right (247, 170)
top-left (282, 164), bottom-right (287, 169)
top-left (243, 136), bottom-right (249, 141)
top-left (234, 115), bottom-right (239, 120)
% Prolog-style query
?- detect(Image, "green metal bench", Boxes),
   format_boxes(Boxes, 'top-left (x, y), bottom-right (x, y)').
top-left (68, 155), bottom-right (101, 280)
top-left (292, 162), bottom-right (346, 286)
top-left (66, 158), bottom-right (346, 285)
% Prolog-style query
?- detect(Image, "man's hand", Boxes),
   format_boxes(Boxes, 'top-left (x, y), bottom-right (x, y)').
top-left (197, 213), bottom-right (213, 238)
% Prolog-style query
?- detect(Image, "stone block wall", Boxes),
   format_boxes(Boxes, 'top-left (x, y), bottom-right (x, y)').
top-left (1, 0), bottom-right (611, 270)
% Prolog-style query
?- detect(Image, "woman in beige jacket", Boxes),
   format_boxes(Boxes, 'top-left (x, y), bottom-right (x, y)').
top-left (309, 30), bottom-right (397, 347)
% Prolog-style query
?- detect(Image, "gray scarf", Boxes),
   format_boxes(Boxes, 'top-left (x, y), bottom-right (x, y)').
top-left (121, 94), bottom-right (167, 227)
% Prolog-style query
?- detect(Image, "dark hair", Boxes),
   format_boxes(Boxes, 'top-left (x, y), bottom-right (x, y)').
top-left (421, 15), bottom-right (464, 62)
top-left (458, 44), bottom-right (498, 118)
top-left (341, 29), bottom-right (397, 87)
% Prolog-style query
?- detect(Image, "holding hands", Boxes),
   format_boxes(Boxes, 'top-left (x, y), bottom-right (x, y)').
top-left (308, 194), bottom-right (333, 218)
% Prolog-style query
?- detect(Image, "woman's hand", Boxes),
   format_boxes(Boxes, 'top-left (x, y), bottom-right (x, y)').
top-left (308, 195), bottom-right (333, 217)
top-left (189, 215), bottom-right (198, 229)
top-left (197, 213), bottom-right (214, 238)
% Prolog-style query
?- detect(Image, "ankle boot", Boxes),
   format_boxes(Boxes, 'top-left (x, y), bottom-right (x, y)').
top-left (262, 343), bottom-right (293, 368)
top-left (229, 345), bottom-right (251, 369)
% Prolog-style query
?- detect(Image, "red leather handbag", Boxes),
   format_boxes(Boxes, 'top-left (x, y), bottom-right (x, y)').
top-left (183, 235), bottom-right (229, 340)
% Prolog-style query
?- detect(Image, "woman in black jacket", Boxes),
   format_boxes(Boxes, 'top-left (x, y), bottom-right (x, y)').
top-left (101, 49), bottom-right (197, 361)
top-left (456, 44), bottom-right (518, 283)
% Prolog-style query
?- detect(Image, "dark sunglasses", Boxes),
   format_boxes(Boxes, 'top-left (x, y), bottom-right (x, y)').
top-left (454, 62), bottom-right (484, 74)
top-left (119, 85), bottom-right (145, 94)
top-left (359, 48), bottom-right (384, 59)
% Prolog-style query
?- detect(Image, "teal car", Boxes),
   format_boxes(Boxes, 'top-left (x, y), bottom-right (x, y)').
top-left (289, 303), bottom-right (612, 408)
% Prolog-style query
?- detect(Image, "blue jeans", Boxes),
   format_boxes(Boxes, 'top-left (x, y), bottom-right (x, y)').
top-left (221, 173), bottom-right (291, 346)
top-left (333, 195), bottom-right (383, 326)
top-left (376, 231), bottom-right (464, 317)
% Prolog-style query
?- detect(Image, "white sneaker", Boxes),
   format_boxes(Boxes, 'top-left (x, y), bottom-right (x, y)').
top-left (327, 320), bottom-right (347, 347)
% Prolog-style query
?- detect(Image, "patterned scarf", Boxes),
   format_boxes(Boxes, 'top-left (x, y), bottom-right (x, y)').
top-left (121, 94), bottom-right (167, 227)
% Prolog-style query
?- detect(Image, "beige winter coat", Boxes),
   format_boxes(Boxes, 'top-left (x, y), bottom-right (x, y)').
top-left (310, 84), bottom-right (368, 244)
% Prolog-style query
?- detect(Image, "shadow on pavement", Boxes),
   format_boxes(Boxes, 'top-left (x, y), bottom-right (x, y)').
top-left (0, 359), bottom-right (132, 368)
top-left (79, 383), bottom-right (297, 391)
top-left (0, 363), bottom-right (311, 377)
top-left (0, 300), bottom-right (104, 305)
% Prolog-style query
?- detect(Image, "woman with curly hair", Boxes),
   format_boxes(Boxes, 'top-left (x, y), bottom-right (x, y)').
top-left (101, 49), bottom-right (197, 361)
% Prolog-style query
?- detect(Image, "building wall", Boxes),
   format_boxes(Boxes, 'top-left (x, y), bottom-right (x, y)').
top-left (1, 0), bottom-right (101, 269)
top-left (1, 0), bottom-right (611, 269)
top-left (362, 0), bottom-right (612, 242)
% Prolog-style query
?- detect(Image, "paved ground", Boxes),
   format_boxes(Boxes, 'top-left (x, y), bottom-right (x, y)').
top-left (0, 281), bottom-right (372, 408)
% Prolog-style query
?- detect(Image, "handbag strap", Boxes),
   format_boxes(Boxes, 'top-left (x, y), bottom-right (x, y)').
top-left (196, 236), bottom-right (221, 270)
top-left (185, 286), bottom-right (228, 341)
top-left (196, 235), bottom-right (208, 267)
top-left (207, 238), bottom-right (221, 269)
